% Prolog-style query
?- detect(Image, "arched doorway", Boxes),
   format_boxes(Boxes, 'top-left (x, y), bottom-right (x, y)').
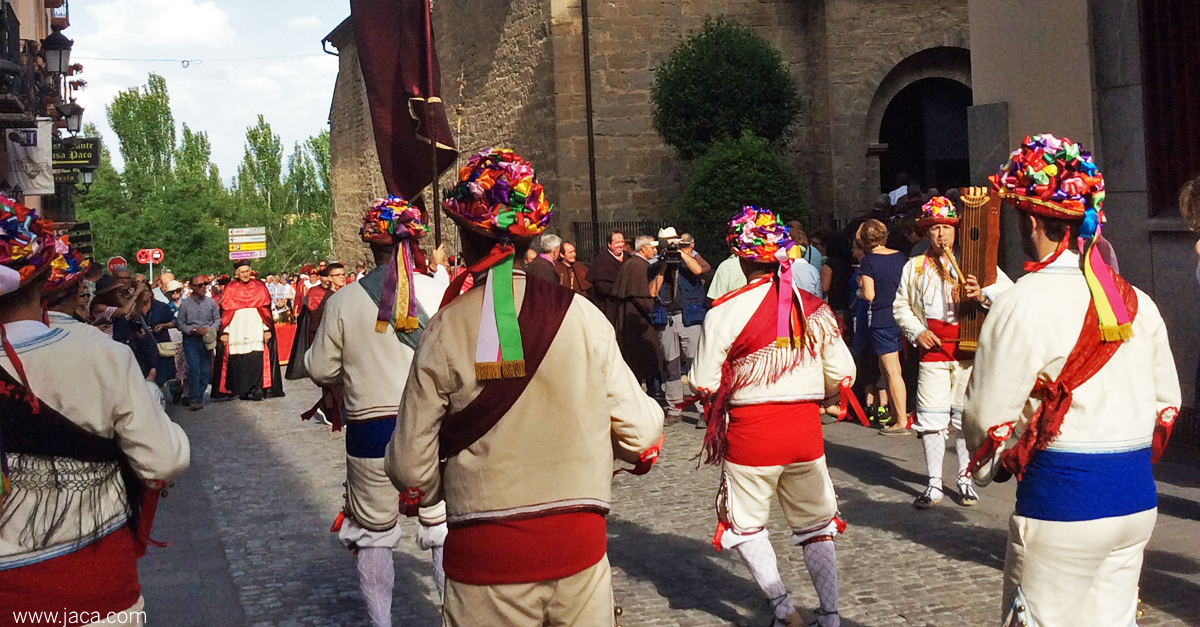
top-left (878, 77), bottom-right (972, 193)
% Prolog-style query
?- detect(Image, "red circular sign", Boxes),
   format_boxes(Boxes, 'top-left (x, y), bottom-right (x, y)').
top-left (136, 249), bottom-right (151, 265)
top-left (150, 249), bottom-right (164, 263)
top-left (107, 256), bottom-right (128, 272)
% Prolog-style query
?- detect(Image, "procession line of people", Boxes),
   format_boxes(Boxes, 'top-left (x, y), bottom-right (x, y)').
top-left (0, 132), bottom-right (1183, 627)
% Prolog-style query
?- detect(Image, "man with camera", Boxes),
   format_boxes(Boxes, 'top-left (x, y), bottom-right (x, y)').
top-left (655, 228), bottom-right (712, 423)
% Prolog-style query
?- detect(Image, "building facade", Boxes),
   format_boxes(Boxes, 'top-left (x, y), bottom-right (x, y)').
top-left (327, 0), bottom-right (1197, 415)
top-left (968, 0), bottom-right (1199, 422)
top-left (327, 0), bottom-right (974, 250)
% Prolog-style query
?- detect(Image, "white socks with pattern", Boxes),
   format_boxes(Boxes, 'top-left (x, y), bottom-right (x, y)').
top-left (431, 546), bottom-right (445, 600)
top-left (921, 430), bottom-right (948, 494)
top-left (356, 547), bottom-right (394, 627)
top-left (735, 534), bottom-right (797, 622)
top-left (802, 540), bottom-right (840, 627)
top-left (955, 435), bottom-right (970, 480)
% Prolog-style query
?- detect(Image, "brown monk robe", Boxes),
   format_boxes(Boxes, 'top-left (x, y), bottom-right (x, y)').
top-left (613, 237), bottom-right (662, 384)
top-left (588, 231), bottom-right (626, 328)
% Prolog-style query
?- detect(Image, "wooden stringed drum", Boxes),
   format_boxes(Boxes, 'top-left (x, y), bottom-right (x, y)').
top-left (942, 186), bottom-right (1001, 352)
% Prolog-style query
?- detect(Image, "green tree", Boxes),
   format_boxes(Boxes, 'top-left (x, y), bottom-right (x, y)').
top-left (651, 16), bottom-right (802, 160)
top-left (234, 116), bottom-right (331, 273)
top-left (107, 73), bottom-right (176, 191)
top-left (673, 131), bottom-right (807, 224)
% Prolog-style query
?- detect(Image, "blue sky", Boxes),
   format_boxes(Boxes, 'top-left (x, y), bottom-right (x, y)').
top-left (71, 0), bottom-right (350, 183)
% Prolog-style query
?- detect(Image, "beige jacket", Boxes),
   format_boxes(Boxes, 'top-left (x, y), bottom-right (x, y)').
top-left (385, 274), bottom-right (663, 525)
top-left (0, 321), bottom-right (190, 568)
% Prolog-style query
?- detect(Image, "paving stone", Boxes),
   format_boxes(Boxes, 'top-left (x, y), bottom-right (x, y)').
top-left (140, 381), bottom-right (1200, 626)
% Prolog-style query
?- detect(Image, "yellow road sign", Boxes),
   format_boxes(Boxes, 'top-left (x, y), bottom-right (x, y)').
top-left (229, 242), bottom-right (267, 252)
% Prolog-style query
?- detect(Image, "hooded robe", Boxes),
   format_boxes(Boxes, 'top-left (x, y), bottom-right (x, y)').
top-left (613, 254), bottom-right (661, 382)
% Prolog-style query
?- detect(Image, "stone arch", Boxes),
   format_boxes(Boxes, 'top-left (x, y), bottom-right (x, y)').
top-left (857, 40), bottom-right (972, 205)
top-left (865, 46), bottom-right (972, 149)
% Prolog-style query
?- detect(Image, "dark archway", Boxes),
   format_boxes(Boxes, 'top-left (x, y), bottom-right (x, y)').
top-left (878, 77), bottom-right (972, 194)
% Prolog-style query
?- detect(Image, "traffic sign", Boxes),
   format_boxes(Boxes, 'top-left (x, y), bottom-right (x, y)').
top-left (228, 227), bottom-right (267, 260)
top-left (107, 256), bottom-right (128, 273)
top-left (150, 249), bottom-right (164, 263)
top-left (136, 249), bottom-right (151, 264)
top-left (228, 234), bottom-right (267, 244)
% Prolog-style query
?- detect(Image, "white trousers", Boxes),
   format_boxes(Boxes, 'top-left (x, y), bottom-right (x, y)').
top-left (1003, 509), bottom-right (1156, 627)
top-left (913, 360), bottom-right (972, 433)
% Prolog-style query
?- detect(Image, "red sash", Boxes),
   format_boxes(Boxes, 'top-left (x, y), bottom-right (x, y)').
top-left (0, 530), bottom-right (141, 626)
top-left (999, 272), bottom-right (1139, 479)
top-left (922, 319), bottom-right (969, 363)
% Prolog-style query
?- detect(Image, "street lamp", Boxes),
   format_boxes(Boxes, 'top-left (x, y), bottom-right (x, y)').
top-left (56, 99), bottom-right (83, 134)
top-left (76, 169), bottom-right (93, 194)
top-left (42, 25), bottom-right (73, 75)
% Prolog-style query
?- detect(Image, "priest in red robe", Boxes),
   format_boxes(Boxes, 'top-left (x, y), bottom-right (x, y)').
top-left (217, 261), bottom-right (286, 400)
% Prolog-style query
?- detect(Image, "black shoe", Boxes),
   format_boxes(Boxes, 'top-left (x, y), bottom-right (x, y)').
top-left (957, 481), bottom-right (979, 506)
top-left (914, 486), bottom-right (944, 509)
top-left (249, 391), bottom-right (264, 401)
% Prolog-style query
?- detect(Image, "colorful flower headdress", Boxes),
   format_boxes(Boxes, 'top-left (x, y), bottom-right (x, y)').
top-left (441, 148), bottom-right (555, 380)
top-left (442, 148), bottom-right (553, 240)
top-left (917, 196), bottom-right (959, 228)
top-left (0, 197), bottom-right (56, 497)
top-left (991, 134), bottom-right (1129, 341)
top-left (43, 234), bottom-right (90, 294)
top-left (361, 196), bottom-right (428, 333)
top-left (727, 206), bottom-right (806, 347)
top-left (0, 197), bottom-right (56, 298)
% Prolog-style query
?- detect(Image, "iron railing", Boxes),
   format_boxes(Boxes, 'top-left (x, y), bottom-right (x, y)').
top-left (571, 220), bottom-right (730, 264)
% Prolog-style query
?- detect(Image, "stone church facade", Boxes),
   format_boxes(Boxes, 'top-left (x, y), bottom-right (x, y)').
top-left (325, 0), bottom-right (971, 261)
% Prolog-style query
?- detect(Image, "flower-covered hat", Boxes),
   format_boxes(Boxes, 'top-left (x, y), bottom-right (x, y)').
top-left (726, 206), bottom-right (807, 347)
top-left (727, 206), bottom-right (803, 264)
top-left (442, 148), bottom-right (553, 240)
top-left (0, 197), bottom-right (56, 298)
top-left (989, 134), bottom-right (1104, 221)
top-left (440, 149), bottom-right (555, 380)
top-left (992, 134), bottom-right (1129, 342)
top-left (917, 196), bottom-right (959, 228)
top-left (43, 234), bottom-right (90, 294)
top-left (361, 196), bottom-right (428, 334)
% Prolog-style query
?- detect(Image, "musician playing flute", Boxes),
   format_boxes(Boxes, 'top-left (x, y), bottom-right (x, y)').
top-left (964, 135), bottom-right (1180, 626)
top-left (893, 197), bottom-right (1012, 509)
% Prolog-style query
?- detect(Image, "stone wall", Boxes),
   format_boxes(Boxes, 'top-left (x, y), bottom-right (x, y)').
top-left (330, 0), bottom-right (972, 255)
top-left (327, 25), bottom-right (387, 267)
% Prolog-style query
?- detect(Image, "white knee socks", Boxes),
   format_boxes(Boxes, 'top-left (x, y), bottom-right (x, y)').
top-left (735, 534), bottom-right (797, 621)
top-left (921, 430), bottom-right (948, 493)
top-left (802, 540), bottom-right (840, 627)
top-left (954, 434), bottom-right (970, 481)
top-left (356, 547), bottom-right (394, 627)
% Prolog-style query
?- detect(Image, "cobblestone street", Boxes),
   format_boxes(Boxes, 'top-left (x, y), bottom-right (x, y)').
top-left (140, 381), bottom-right (1200, 626)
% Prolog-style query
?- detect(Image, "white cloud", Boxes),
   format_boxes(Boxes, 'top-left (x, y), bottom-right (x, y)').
top-left (82, 0), bottom-right (235, 52)
top-left (68, 0), bottom-right (344, 181)
top-left (288, 16), bottom-right (323, 31)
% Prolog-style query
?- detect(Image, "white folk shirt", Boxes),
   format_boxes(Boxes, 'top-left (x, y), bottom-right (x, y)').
top-left (692, 280), bottom-right (856, 405)
top-left (0, 321), bottom-right (190, 568)
top-left (963, 251), bottom-right (1180, 474)
top-left (893, 254), bottom-right (1013, 346)
top-left (305, 273), bottom-right (445, 422)
top-left (386, 275), bottom-right (663, 525)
